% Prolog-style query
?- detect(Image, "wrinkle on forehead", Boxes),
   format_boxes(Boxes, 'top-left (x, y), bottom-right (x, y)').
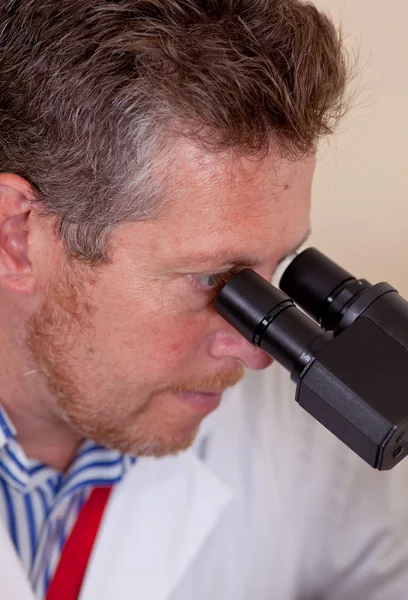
top-left (163, 139), bottom-right (314, 215)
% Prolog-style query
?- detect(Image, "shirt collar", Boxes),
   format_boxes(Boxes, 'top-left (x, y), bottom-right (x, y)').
top-left (0, 404), bottom-right (136, 495)
top-left (0, 407), bottom-right (16, 447)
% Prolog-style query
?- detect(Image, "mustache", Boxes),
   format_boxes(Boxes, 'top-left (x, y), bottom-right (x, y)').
top-left (160, 366), bottom-right (245, 394)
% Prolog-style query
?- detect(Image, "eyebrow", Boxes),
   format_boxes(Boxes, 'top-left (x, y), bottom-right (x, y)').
top-left (179, 229), bottom-right (311, 271)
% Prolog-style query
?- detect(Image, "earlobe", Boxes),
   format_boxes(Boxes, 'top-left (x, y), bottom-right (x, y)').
top-left (0, 178), bottom-right (35, 294)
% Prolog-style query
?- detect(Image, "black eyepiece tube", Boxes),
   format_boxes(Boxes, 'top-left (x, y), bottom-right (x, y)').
top-left (215, 269), bottom-right (325, 374)
top-left (279, 248), bottom-right (356, 329)
top-left (214, 269), bottom-right (290, 344)
top-left (258, 304), bottom-right (329, 376)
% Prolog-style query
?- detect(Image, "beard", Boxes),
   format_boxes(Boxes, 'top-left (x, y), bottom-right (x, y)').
top-left (26, 261), bottom-right (244, 458)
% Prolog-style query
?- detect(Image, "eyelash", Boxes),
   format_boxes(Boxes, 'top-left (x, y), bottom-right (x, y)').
top-left (187, 272), bottom-right (233, 294)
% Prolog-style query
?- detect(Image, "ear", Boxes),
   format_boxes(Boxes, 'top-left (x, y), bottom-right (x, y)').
top-left (0, 173), bottom-right (36, 294)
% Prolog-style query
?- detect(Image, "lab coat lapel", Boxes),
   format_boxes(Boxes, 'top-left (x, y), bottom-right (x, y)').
top-left (0, 518), bottom-right (36, 600)
top-left (80, 449), bottom-right (233, 600)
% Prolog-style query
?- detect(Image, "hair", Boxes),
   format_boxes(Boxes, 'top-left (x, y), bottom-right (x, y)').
top-left (0, 0), bottom-right (350, 263)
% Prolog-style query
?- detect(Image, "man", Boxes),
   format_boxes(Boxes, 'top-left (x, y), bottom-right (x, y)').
top-left (1, 1), bottom-right (407, 599)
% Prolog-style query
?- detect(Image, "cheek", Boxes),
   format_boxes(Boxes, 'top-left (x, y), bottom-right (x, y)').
top-left (90, 276), bottom-right (213, 372)
top-left (146, 314), bottom-right (208, 369)
top-left (95, 294), bottom-right (210, 371)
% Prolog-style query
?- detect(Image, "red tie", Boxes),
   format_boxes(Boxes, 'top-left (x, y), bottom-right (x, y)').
top-left (46, 486), bottom-right (113, 600)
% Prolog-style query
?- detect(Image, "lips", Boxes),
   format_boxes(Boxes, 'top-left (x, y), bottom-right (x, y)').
top-left (173, 390), bottom-right (223, 414)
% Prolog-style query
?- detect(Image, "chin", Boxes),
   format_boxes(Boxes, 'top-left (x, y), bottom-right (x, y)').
top-left (110, 429), bottom-right (199, 458)
top-left (78, 415), bottom-right (200, 458)
top-left (60, 389), bottom-right (204, 458)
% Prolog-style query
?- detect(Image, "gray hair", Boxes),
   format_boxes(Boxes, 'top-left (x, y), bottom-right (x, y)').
top-left (0, 0), bottom-right (350, 262)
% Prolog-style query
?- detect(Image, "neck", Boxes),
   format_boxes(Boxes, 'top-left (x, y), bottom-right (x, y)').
top-left (2, 402), bottom-right (83, 472)
top-left (0, 330), bottom-right (83, 472)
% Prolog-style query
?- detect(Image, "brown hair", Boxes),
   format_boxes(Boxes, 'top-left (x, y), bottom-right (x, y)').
top-left (0, 0), bottom-right (350, 262)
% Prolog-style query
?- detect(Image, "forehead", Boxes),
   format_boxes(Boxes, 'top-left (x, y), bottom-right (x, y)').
top-left (120, 140), bottom-right (314, 270)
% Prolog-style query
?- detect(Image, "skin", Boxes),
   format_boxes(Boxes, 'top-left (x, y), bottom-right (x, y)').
top-left (0, 140), bottom-right (314, 471)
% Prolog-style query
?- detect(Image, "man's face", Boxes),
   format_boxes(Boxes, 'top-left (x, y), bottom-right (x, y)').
top-left (28, 141), bottom-right (314, 457)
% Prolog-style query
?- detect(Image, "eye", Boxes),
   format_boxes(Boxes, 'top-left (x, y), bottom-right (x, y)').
top-left (187, 272), bottom-right (232, 293)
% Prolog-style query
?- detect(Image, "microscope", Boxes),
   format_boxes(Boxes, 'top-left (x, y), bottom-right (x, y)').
top-left (215, 248), bottom-right (408, 470)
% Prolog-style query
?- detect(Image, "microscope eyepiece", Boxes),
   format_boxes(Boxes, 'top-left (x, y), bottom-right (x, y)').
top-left (279, 248), bottom-right (370, 330)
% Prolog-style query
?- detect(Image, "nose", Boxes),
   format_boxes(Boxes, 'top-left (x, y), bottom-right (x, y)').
top-left (207, 326), bottom-right (274, 370)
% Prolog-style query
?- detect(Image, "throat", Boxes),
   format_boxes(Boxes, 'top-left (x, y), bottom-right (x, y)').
top-left (19, 437), bottom-right (84, 472)
top-left (1, 402), bottom-right (83, 471)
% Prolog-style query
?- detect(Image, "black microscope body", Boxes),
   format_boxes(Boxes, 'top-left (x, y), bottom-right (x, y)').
top-left (215, 249), bottom-right (408, 470)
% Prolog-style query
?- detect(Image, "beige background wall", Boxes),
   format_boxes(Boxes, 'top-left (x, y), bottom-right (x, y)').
top-left (309, 0), bottom-right (408, 296)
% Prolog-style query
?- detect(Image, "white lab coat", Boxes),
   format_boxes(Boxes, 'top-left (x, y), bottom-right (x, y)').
top-left (2, 363), bottom-right (408, 600)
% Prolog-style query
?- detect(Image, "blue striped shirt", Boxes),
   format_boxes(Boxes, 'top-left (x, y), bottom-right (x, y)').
top-left (0, 406), bottom-right (136, 599)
